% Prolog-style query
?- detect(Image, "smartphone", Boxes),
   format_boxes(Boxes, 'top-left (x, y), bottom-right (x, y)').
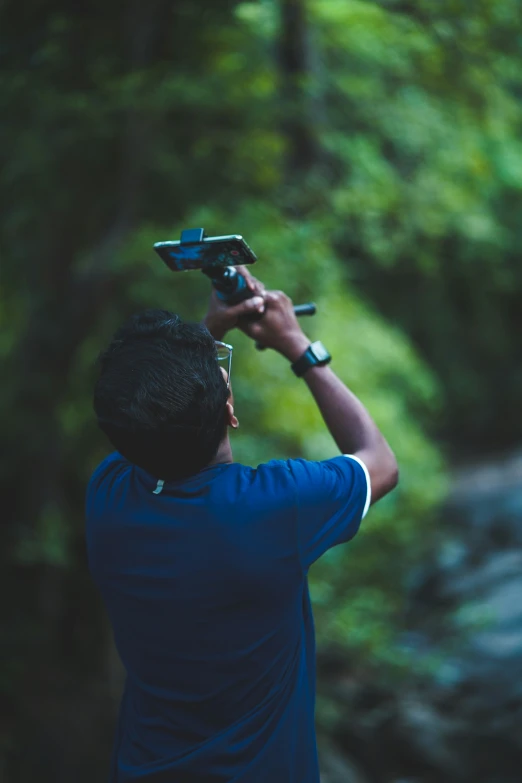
top-left (154, 234), bottom-right (257, 273)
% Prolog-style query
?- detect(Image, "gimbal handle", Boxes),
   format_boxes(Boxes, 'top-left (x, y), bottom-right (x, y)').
top-left (203, 265), bottom-right (316, 315)
top-left (203, 265), bottom-right (315, 351)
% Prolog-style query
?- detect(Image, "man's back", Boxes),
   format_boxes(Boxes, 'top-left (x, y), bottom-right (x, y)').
top-left (86, 451), bottom-right (369, 782)
top-left (87, 300), bottom-right (398, 780)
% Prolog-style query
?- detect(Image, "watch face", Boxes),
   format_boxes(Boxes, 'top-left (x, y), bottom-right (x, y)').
top-left (312, 341), bottom-right (330, 362)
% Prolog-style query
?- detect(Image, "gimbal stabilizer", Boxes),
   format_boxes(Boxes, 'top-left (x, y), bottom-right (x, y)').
top-left (153, 229), bottom-right (316, 349)
top-left (179, 228), bottom-right (316, 317)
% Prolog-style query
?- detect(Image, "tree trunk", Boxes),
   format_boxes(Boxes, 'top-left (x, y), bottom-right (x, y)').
top-left (278, 0), bottom-right (321, 177)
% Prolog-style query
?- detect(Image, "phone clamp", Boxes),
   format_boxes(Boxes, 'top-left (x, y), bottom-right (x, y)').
top-left (180, 228), bottom-right (205, 244)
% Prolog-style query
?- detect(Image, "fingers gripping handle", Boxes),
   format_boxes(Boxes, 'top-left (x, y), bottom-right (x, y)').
top-left (255, 302), bottom-right (316, 351)
top-left (205, 265), bottom-right (316, 349)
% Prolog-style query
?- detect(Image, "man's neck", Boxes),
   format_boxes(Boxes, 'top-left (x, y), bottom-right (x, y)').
top-left (208, 437), bottom-right (233, 468)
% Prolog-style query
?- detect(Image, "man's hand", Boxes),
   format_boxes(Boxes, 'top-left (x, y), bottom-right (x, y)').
top-left (240, 291), bottom-right (310, 361)
top-left (203, 266), bottom-right (266, 341)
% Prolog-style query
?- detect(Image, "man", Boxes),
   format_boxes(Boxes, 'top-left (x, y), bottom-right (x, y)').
top-left (86, 268), bottom-right (398, 783)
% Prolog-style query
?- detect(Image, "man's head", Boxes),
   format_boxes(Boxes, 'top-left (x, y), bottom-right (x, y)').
top-left (94, 310), bottom-right (237, 480)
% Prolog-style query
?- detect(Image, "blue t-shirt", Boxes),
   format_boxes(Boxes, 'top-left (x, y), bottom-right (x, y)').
top-left (85, 453), bottom-right (370, 783)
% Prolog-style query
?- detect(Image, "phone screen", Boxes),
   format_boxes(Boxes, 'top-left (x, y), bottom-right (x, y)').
top-left (155, 238), bottom-right (256, 272)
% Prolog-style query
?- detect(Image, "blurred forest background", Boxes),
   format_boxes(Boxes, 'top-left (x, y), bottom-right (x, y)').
top-left (1, 0), bottom-right (522, 781)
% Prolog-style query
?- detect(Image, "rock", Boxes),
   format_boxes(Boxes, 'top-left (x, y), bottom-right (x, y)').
top-left (320, 449), bottom-right (522, 783)
top-left (319, 742), bottom-right (371, 783)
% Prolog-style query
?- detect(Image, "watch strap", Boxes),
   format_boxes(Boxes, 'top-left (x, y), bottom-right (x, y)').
top-left (291, 341), bottom-right (332, 377)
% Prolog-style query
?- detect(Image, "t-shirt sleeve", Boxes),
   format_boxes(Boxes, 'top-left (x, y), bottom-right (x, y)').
top-left (286, 455), bottom-right (371, 570)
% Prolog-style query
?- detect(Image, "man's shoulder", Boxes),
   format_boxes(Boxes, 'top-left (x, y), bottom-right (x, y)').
top-left (247, 458), bottom-right (307, 496)
top-left (252, 455), bottom-right (368, 497)
top-left (253, 456), bottom-right (339, 477)
top-left (245, 456), bottom-right (347, 482)
top-left (88, 451), bottom-right (128, 482)
top-left (85, 452), bottom-right (130, 506)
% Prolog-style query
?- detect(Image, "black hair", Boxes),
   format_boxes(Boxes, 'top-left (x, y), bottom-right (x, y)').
top-left (93, 310), bottom-right (229, 480)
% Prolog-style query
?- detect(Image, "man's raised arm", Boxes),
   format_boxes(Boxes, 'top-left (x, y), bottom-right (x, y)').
top-left (242, 291), bottom-right (398, 505)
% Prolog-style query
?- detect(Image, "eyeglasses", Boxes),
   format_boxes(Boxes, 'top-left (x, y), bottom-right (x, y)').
top-left (215, 341), bottom-right (233, 389)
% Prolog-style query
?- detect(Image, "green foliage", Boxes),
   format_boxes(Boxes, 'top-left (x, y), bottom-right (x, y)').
top-left (14, 505), bottom-right (70, 567)
top-left (234, 0), bottom-right (522, 450)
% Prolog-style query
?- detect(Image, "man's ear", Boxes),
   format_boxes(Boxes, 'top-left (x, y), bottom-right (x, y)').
top-left (225, 401), bottom-right (239, 429)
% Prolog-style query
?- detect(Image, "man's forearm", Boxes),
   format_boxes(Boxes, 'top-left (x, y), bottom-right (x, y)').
top-left (303, 365), bottom-right (384, 454)
top-left (279, 333), bottom-right (398, 502)
top-left (279, 333), bottom-right (381, 454)
top-left (304, 365), bottom-right (398, 501)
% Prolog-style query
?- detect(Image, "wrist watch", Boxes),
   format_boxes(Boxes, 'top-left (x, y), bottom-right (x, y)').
top-left (291, 341), bottom-right (332, 377)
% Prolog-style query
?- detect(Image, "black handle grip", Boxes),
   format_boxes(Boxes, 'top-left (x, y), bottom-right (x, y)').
top-left (292, 303), bottom-right (316, 317)
top-left (255, 302), bottom-right (317, 351)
